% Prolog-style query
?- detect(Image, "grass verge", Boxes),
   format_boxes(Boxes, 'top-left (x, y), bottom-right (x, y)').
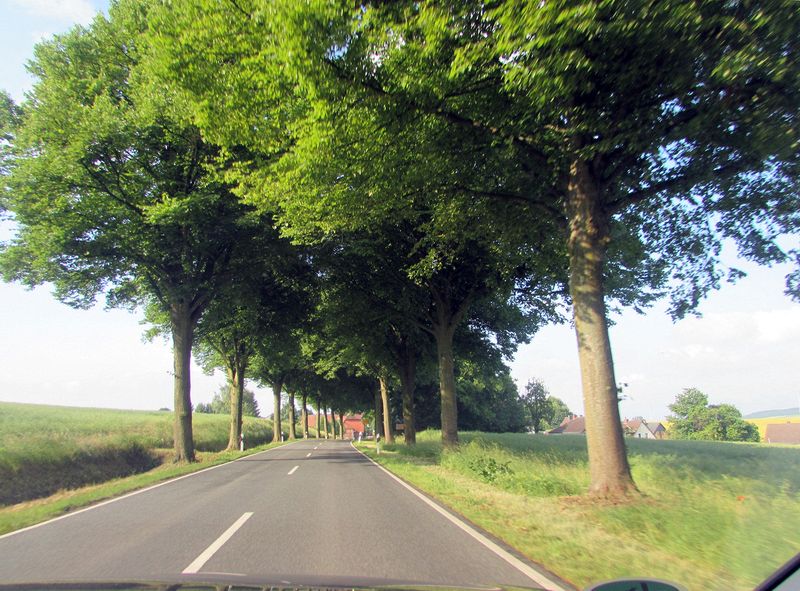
top-left (0, 441), bottom-right (289, 536)
top-left (0, 401), bottom-right (275, 505)
top-left (358, 430), bottom-right (800, 591)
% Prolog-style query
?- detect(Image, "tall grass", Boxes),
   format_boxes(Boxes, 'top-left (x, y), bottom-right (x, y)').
top-left (365, 430), bottom-right (800, 591)
top-left (0, 401), bottom-right (273, 504)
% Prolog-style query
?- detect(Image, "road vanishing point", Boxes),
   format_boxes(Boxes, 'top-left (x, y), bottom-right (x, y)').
top-left (0, 440), bottom-right (572, 590)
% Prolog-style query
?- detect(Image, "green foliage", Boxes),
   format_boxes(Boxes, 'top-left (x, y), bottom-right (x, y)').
top-left (195, 384), bottom-right (260, 417)
top-left (457, 442), bottom-right (514, 484)
top-left (1, 3), bottom-right (246, 311)
top-left (0, 89), bottom-right (21, 185)
top-left (520, 378), bottom-right (571, 433)
top-left (215, 0), bottom-right (797, 314)
top-left (455, 358), bottom-right (529, 433)
top-left (668, 388), bottom-right (760, 442)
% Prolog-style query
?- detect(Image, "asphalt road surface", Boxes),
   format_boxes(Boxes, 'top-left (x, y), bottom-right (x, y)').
top-left (0, 439), bottom-right (572, 590)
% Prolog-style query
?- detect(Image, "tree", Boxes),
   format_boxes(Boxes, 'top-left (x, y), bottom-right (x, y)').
top-left (667, 388), bottom-right (710, 439)
top-left (667, 388), bottom-right (759, 442)
top-left (252, 340), bottom-right (293, 443)
top-left (456, 364), bottom-right (528, 434)
top-left (522, 378), bottom-right (551, 434)
top-left (309, 226), bottom-right (433, 445)
top-left (195, 385), bottom-right (260, 418)
top-left (0, 2), bottom-right (249, 462)
top-left (548, 397), bottom-right (571, 430)
top-left (520, 378), bottom-right (573, 433)
top-left (192, 213), bottom-right (311, 449)
top-left (310, 219), bottom-right (560, 447)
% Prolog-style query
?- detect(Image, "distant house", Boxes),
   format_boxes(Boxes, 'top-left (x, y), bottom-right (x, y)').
top-left (765, 423), bottom-right (800, 445)
top-left (547, 415), bottom-right (586, 434)
top-left (344, 414), bottom-right (366, 438)
top-left (548, 415), bottom-right (665, 438)
top-left (623, 417), bottom-right (667, 440)
top-left (307, 413), bottom-right (366, 439)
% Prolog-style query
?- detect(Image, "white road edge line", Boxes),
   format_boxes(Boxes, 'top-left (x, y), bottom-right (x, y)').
top-left (0, 441), bottom-right (301, 542)
top-left (288, 465), bottom-right (300, 475)
top-left (350, 442), bottom-right (572, 591)
top-left (182, 512), bottom-right (253, 574)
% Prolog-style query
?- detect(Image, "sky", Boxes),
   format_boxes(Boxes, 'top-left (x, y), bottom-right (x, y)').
top-left (1, 0), bottom-right (799, 421)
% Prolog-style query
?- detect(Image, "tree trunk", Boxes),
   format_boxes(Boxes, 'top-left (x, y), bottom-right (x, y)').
top-left (339, 410), bottom-right (345, 440)
top-left (170, 304), bottom-right (195, 462)
top-left (566, 159), bottom-right (636, 497)
top-left (379, 374), bottom-right (394, 444)
top-left (397, 349), bottom-right (417, 445)
top-left (227, 367), bottom-right (244, 451)
top-left (434, 324), bottom-right (458, 447)
top-left (302, 393), bottom-right (309, 439)
top-left (327, 406), bottom-right (334, 439)
top-left (315, 398), bottom-right (322, 439)
top-left (288, 392), bottom-right (296, 440)
top-left (374, 388), bottom-right (384, 439)
top-left (272, 378), bottom-right (283, 443)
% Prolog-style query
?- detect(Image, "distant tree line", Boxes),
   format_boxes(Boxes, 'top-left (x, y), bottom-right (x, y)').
top-left (195, 386), bottom-right (261, 418)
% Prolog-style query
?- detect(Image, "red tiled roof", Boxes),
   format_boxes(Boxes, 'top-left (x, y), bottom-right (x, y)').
top-left (765, 423), bottom-right (800, 444)
top-left (548, 416), bottom-right (585, 434)
top-left (624, 418), bottom-right (644, 432)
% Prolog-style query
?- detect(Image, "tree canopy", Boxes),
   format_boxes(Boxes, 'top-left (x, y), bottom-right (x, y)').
top-left (521, 378), bottom-right (571, 433)
top-left (667, 388), bottom-right (760, 442)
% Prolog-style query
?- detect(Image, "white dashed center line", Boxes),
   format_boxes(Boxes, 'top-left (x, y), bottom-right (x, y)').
top-left (182, 512), bottom-right (253, 574)
top-left (288, 465), bottom-right (299, 475)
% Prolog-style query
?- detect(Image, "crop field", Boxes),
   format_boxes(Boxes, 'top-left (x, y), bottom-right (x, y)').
top-left (0, 401), bottom-right (273, 505)
top-left (360, 430), bottom-right (800, 591)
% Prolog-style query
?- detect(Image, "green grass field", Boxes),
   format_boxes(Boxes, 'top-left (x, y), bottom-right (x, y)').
top-left (0, 401), bottom-right (274, 504)
top-left (359, 430), bottom-right (800, 591)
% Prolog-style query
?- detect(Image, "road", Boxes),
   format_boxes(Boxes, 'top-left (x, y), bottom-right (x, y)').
top-left (0, 439), bottom-right (572, 589)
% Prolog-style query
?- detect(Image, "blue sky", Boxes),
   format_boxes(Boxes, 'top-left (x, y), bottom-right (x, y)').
top-left (1, 0), bottom-right (799, 420)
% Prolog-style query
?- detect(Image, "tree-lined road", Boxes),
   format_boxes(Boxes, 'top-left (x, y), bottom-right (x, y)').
top-left (0, 441), bottom-right (571, 590)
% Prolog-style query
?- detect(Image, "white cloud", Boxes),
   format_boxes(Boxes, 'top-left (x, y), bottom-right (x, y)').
top-left (672, 308), bottom-right (800, 347)
top-left (10, 0), bottom-right (96, 25)
top-left (753, 308), bottom-right (800, 344)
top-left (674, 312), bottom-right (754, 344)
